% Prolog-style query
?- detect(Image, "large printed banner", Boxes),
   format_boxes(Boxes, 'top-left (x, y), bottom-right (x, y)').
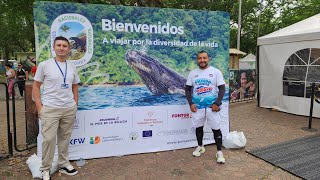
top-left (229, 69), bottom-right (257, 101)
top-left (33, 2), bottom-right (230, 160)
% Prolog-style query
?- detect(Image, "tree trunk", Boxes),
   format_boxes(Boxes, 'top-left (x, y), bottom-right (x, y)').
top-left (4, 46), bottom-right (9, 63)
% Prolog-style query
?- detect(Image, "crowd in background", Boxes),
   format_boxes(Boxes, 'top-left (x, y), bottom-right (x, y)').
top-left (3, 57), bottom-right (37, 99)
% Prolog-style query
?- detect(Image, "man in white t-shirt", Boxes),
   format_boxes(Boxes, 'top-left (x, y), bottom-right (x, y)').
top-left (185, 50), bottom-right (226, 163)
top-left (33, 36), bottom-right (80, 179)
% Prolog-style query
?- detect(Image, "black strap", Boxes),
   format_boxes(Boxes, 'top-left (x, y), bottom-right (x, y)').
top-left (315, 95), bottom-right (320, 104)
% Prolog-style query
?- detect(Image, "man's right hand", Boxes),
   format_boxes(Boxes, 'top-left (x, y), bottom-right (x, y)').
top-left (33, 80), bottom-right (43, 116)
top-left (36, 104), bottom-right (43, 115)
top-left (190, 104), bottom-right (197, 112)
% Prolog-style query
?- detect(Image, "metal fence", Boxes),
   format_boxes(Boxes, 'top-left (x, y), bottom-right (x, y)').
top-left (0, 80), bottom-right (37, 160)
top-left (0, 82), bottom-right (13, 160)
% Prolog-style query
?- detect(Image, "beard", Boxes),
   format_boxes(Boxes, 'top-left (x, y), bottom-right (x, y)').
top-left (198, 62), bottom-right (208, 69)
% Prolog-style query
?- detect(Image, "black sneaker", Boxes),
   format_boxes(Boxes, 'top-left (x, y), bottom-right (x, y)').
top-left (59, 164), bottom-right (78, 176)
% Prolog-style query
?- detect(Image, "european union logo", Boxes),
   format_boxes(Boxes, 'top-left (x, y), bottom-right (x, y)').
top-left (142, 130), bottom-right (152, 138)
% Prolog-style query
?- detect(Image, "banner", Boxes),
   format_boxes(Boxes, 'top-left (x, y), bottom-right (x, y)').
top-left (33, 2), bottom-right (230, 160)
top-left (229, 69), bottom-right (257, 101)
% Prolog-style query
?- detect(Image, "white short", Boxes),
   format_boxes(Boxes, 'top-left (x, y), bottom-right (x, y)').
top-left (191, 107), bottom-right (222, 130)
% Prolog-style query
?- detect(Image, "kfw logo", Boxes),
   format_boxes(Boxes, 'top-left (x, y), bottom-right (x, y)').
top-left (90, 136), bottom-right (101, 144)
top-left (70, 138), bottom-right (85, 145)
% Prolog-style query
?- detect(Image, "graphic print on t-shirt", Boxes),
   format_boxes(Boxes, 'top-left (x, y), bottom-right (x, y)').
top-left (192, 78), bottom-right (217, 109)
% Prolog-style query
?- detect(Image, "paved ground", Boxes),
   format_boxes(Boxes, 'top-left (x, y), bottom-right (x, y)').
top-left (1, 99), bottom-right (320, 179)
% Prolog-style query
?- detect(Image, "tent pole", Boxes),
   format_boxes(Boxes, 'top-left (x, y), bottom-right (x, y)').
top-left (257, 45), bottom-right (260, 107)
top-left (308, 83), bottom-right (315, 129)
top-left (237, 0), bottom-right (242, 50)
top-left (301, 83), bottom-right (317, 132)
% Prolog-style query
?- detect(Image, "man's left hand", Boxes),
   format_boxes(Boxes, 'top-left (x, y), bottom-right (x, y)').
top-left (211, 104), bottom-right (220, 112)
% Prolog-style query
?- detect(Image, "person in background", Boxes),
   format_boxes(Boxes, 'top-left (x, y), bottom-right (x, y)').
top-left (185, 50), bottom-right (226, 164)
top-left (5, 63), bottom-right (16, 98)
top-left (249, 71), bottom-right (256, 97)
top-left (230, 72), bottom-right (255, 100)
top-left (33, 36), bottom-right (80, 180)
top-left (30, 59), bottom-right (37, 78)
top-left (16, 62), bottom-right (28, 98)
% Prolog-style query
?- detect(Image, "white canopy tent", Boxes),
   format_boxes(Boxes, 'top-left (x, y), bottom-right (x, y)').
top-left (239, 53), bottom-right (256, 69)
top-left (258, 13), bottom-right (320, 117)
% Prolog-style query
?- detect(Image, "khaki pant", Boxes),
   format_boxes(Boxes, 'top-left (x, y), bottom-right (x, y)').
top-left (39, 104), bottom-right (77, 171)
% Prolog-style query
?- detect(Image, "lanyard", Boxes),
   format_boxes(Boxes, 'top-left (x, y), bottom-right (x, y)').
top-left (54, 58), bottom-right (67, 84)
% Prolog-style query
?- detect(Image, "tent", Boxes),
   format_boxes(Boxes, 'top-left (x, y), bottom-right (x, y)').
top-left (239, 53), bottom-right (256, 69)
top-left (229, 48), bottom-right (246, 69)
top-left (257, 13), bottom-right (320, 118)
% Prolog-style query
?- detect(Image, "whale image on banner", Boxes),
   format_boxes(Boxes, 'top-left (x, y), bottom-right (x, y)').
top-left (125, 50), bottom-right (186, 95)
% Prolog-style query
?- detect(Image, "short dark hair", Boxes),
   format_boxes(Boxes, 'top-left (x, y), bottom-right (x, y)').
top-left (54, 36), bottom-right (70, 46)
top-left (197, 50), bottom-right (209, 58)
top-left (5, 63), bottom-right (12, 68)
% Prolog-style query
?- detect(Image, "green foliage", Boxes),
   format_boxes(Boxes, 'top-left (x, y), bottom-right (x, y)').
top-left (2, 0), bottom-right (320, 62)
top-left (34, 2), bottom-right (230, 84)
top-left (0, 0), bottom-right (35, 59)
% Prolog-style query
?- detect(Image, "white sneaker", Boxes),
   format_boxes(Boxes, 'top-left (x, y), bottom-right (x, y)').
top-left (216, 151), bottom-right (225, 164)
top-left (41, 171), bottom-right (50, 180)
top-left (59, 164), bottom-right (78, 176)
top-left (192, 146), bottom-right (205, 157)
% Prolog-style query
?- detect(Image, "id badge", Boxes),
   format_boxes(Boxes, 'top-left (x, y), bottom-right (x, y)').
top-left (61, 84), bottom-right (69, 89)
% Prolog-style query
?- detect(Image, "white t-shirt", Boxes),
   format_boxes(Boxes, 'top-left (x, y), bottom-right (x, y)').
top-left (34, 58), bottom-right (80, 108)
top-left (186, 66), bottom-right (225, 109)
top-left (6, 69), bottom-right (13, 76)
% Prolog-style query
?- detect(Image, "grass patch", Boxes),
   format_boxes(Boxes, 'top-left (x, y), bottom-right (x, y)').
top-left (0, 75), bottom-right (6, 83)
top-left (2, 171), bottom-right (13, 177)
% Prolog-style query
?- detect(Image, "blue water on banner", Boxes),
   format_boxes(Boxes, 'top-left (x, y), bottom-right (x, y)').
top-left (78, 86), bottom-right (229, 110)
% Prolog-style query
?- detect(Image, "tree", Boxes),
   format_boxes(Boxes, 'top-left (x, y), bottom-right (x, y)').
top-left (0, 0), bottom-right (34, 60)
top-left (60, 25), bottom-right (70, 36)
top-left (1, 0), bottom-right (320, 60)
